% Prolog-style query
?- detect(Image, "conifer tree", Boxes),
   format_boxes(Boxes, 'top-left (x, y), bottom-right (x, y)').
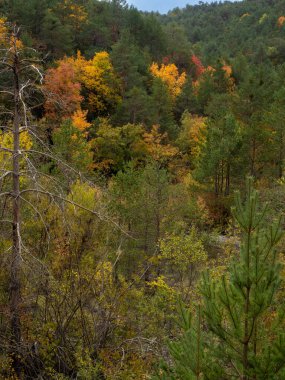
top-left (202, 178), bottom-right (285, 379)
top-left (163, 305), bottom-right (205, 380)
top-left (159, 179), bottom-right (285, 380)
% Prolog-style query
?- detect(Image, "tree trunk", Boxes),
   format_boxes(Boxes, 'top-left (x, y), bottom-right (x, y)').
top-left (242, 287), bottom-right (250, 380)
top-left (250, 137), bottom-right (256, 177)
top-left (278, 130), bottom-right (284, 179)
top-left (196, 304), bottom-right (201, 380)
top-left (242, 229), bottom-right (251, 380)
top-left (225, 162), bottom-right (230, 196)
top-left (215, 169), bottom-right (219, 196)
top-left (10, 39), bottom-right (22, 377)
top-left (220, 161), bottom-right (224, 195)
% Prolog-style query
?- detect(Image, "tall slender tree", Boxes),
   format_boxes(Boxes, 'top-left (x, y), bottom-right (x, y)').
top-left (0, 24), bottom-right (44, 376)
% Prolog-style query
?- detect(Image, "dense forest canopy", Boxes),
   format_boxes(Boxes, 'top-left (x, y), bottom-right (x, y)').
top-left (1, 0), bottom-right (285, 379)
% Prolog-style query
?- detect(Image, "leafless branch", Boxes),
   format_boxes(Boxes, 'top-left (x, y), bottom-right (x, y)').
top-left (19, 188), bottom-right (133, 238)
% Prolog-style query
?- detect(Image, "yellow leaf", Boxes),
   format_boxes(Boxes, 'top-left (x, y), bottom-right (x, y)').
top-left (150, 62), bottom-right (186, 98)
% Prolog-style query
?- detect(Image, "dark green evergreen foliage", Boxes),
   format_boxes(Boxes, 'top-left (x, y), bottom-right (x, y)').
top-left (197, 95), bottom-right (242, 196)
top-left (110, 31), bottom-right (150, 94)
top-left (0, 0), bottom-right (73, 55)
top-left (161, 0), bottom-right (285, 65)
top-left (150, 78), bottom-right (177, 138)
top-left (3, 0), bottom-right (285, 66)
top-left (94, 0), bottom-right (127, 44)
top-left (175, 77), bottom-right (200, 119)
top-left (112, 87), bottom-right (151, 125)
top-left (231, 53), bottom-right (250, 85)
top-left (233, 64), bottom-right (278, 177)
top-left (211, 61), bottom-right (233, 93)
top-left (41, 10), bottom-right (74, 56)
top-left (267, 85), bottom-right (285, 178)
top-left (0, 0), bottom-right (51, 35)
top-left (0, 0), bottom-right (168, 60)
top-left (109, 162), bottom-right (170, 279)
top-left (126, 9), bottom-right (167, 60)
top-left (77, 0), bottom-right (118, 54)
top-left (163, 22), bottom-right (193, 70)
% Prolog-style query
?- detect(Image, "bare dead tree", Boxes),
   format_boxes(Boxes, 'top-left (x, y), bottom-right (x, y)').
top-left (0, 24), bottom-right (45, 377)
top-left (10, 26), bottom-right (22, 377)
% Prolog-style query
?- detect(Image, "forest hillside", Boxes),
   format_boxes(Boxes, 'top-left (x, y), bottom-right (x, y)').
top-left (1, 0), bottom-right (285, 379)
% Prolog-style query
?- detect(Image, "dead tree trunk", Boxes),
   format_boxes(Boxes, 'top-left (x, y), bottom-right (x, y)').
top-left (10, 30), bottom-right (22, 378)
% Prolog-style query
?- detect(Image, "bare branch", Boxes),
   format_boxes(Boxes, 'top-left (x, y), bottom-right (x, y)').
top-left (19, 188), bottom-right (133, 238)
top-left (0, 90), bottom-right (14, 96)
top-left (19, 195), bottom-right (51, 248)
top-left (0, 146), bottom-right (13, 154)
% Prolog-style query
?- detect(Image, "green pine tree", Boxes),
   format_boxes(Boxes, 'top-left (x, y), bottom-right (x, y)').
top-left (158, 179), bottom-right (285, 380)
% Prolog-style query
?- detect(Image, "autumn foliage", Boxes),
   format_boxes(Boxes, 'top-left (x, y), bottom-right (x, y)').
top-left (44, 60), bottom-right (82, 119)
top-left (3, 1), bottom-right (285, 378)
top-left (0, 17), bottom-right (7, 45)
top-left (71, 109), bottom-right (91, 133)
top-left (143, 125), bottom-right (178, 162)
top-left (191, 54), bottom-right (205, 78)
top-left (44, 51), bottom-right (121, 120)
top-left (150, 62), bottom-right (186, 98)
top-left (69, 51), bottom-right (121, 114)
top-left (277, 16), bottom-right (285, 27)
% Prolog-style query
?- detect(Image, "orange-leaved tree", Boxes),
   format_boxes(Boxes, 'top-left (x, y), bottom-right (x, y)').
top-left (44, 59), bottom-right (82, 119)
top-left (278, 16), bottom-right (285, 27)
top-left (44, 51), bottom-right (121, 120)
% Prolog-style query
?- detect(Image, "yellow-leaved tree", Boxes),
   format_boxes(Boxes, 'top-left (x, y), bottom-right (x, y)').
top-left (177, 111), bottom-right (207, 162)
top-left (150, 62), bottom-right (186, 98)
top-left (143, 125), bottom-right (178, 163)
top-left (0, 131), bottom-right (33, 179)
top-left (159, 228), bottom-right (207, 291)
top-left (68, 51), bottom-right (121, 114)
top-left (0, 17), bottom-right (7, 45)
